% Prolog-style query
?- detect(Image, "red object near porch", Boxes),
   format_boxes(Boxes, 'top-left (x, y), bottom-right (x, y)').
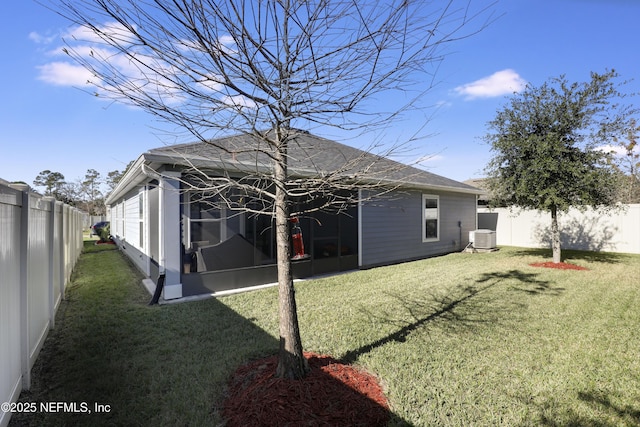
top-left (290, 217), bottom-right (309, 260)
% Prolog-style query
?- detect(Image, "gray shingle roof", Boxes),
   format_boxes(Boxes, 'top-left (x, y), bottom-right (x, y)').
top-left (145, 130), bottom-right (481, 194)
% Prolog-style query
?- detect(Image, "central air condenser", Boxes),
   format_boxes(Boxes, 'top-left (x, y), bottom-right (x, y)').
top-left (471, 229), bottom-right (496, 249)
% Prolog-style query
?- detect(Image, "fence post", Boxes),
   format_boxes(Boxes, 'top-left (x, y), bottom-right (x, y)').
top-left (46, 197), bottom-right (56, 330)
top-left (15, 185), bottom-right (31, 390)
top-left (56, 201), bottom-right (65, 301)
top-left (63, 204), bottom-right (70, 287)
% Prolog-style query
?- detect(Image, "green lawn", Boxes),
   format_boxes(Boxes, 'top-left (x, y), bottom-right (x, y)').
top-left (10, 242), bottom-right (640, 426)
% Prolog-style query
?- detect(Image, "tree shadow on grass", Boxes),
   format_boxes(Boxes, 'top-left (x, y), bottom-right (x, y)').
top-left (577, 391), bottom-right (640, 426)
top-left (342, 284), bottom-right (490, 365)
top-left (343, 269), bottom-right (559, 365)
top-left (510, 247), bottom-right (626, 265)
top-left (527, 390), bottom-right (640, 427)
top-left (478, 269), bottom-right (564, 296)
top-left (11, 247), bottom-right (403, 427)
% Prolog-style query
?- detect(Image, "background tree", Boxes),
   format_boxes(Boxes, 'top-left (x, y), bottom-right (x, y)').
top-left (105, 170), bottom-right (121, 193)
top-left (106, 161), bottom-right (134, 193)
top-left (54, 0), bottom-right (493, 378)
top-left (484, 70), bottom-right (637, 263)
top-left (610, 119), bottom-right (640, 203)
top-left (80, 168), bottom-right (104, 215)
top-left (33, 170), bottom-right (66, 198)
top-left (57, 181), bottom-right (81, 206)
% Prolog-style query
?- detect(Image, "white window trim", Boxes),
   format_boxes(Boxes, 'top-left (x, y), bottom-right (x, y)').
top-left (186, 194), bottom-right (227, 248)
top-left (138, 191), bottom-right (145, 249)
top-left (422, 194), bottom-right (440, 243)
top-left (119, 201), bottom-right (125, 238)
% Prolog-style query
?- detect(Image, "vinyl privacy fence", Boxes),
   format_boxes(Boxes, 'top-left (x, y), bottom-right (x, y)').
top-left (0, 181), bottom-right (86, 427)
top-left (478, 204), bottom-right (640, 254)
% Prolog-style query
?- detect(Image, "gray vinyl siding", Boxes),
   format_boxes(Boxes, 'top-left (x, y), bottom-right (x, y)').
top-left (360, 189), bottom-right (476, 268)
top-left (110, 186), bottom-right (149, 276)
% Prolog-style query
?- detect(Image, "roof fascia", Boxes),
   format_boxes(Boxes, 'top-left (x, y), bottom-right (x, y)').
top-left (141, 151), bottom-right (483, 196)
top-left (105, 155), bottom-right (147, 205)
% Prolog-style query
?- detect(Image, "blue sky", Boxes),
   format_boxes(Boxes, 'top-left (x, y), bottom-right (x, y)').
top-left (2, 0), bottom-right (639, 190)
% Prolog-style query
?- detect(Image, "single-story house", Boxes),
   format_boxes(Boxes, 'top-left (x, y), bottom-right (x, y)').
top-left (463, 178), bottom-right (491, 206)
top-left (105, 130), bottom-right (482, 300)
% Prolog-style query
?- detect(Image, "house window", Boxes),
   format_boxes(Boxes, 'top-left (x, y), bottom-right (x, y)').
top-left (187, 193), bottom-right (225, 248)
top-left (422, 194), bottom-right (439, 242)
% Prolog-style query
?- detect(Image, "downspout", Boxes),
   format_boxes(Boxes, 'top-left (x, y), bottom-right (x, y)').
top-left (358, 189), bottom-right (363, 268)
top-left (141, 163), bottom-right (162, 180)
top-left (475, 195), bottom-right (479, 231)
top-left (158, 175), bottom-right (166, 279)
top-left (149, 274), bottom-right (165, 305)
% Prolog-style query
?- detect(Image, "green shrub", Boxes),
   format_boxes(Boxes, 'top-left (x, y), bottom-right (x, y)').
top-left (98, 223), bottom-right (111, 243)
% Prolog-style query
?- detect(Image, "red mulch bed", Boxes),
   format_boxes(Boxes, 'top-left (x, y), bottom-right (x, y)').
top-left (221, 352), bottom-right (390, 427)
top-left (530, 261), bottom-right (588, 271)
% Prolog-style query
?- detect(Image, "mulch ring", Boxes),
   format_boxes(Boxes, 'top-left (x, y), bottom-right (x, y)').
top-left (530, 261), bottom-right (588, 271)
top-left (95, 240), bottom-right (116, 245)
top-left (221, 352), bottom-right (390, 427)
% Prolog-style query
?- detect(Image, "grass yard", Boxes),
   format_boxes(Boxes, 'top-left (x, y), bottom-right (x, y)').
top-left (10, 241), bottom-right (640, 426)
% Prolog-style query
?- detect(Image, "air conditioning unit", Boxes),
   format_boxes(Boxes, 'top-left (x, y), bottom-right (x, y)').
top-left (471, 229), bottom-right (496, 249)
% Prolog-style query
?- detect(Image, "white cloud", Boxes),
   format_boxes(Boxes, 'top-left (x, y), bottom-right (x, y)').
top-left (35, 23), bottom-right (153, 90)
top-left (415, 154), bottom-right (444, 164)
top-left (179, 34), bottom-right (237, 57)
top-left (218, 35), bottom-right (235, 46)
top-left (221, 95), bottom-right (257, 109)
top-left (28, 31), bottom-right (57, 45)
top-left (455, 69), bottom-right (527, 100)
top-left (36, 61), bottom-right (95, 86)
top-left (63, 22), bottom-right (137, 45)
top-left (196, 76), bottom-right (224, 93)
top-left (434, 100), bottom-right (452, 109)
top-left (596, 144), bottom-right (640, 156)
top-left (32, 22), bottom-right (243, 109)
top-left (63, 25), bottom-right (103, 44)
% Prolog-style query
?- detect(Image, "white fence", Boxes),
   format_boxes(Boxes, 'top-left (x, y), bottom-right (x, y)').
top-left (478, 204), bottom-right (640, 254)
top-left (0, 181), bottom-right (86, 427)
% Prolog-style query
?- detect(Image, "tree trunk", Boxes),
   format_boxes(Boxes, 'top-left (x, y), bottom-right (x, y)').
top-left (274, 145), bottom-right (309, 380)
top-left (550, 206), bottom-right (562, 263)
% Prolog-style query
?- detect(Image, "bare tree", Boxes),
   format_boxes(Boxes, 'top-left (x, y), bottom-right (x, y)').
top-left (57, 180), bottom-right (82, 206)
top-left (52, 0), bottom-right (493, 379)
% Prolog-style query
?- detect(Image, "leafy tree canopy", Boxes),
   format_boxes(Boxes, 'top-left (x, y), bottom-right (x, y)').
top-left (483, 70), bottom-right (637, 263)
top-left (484, 70), bottom-right (636, 213)
top-left (609, 118), bottom-right (640, 203)
top-left (33, 170), bottom-right (66, 197)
